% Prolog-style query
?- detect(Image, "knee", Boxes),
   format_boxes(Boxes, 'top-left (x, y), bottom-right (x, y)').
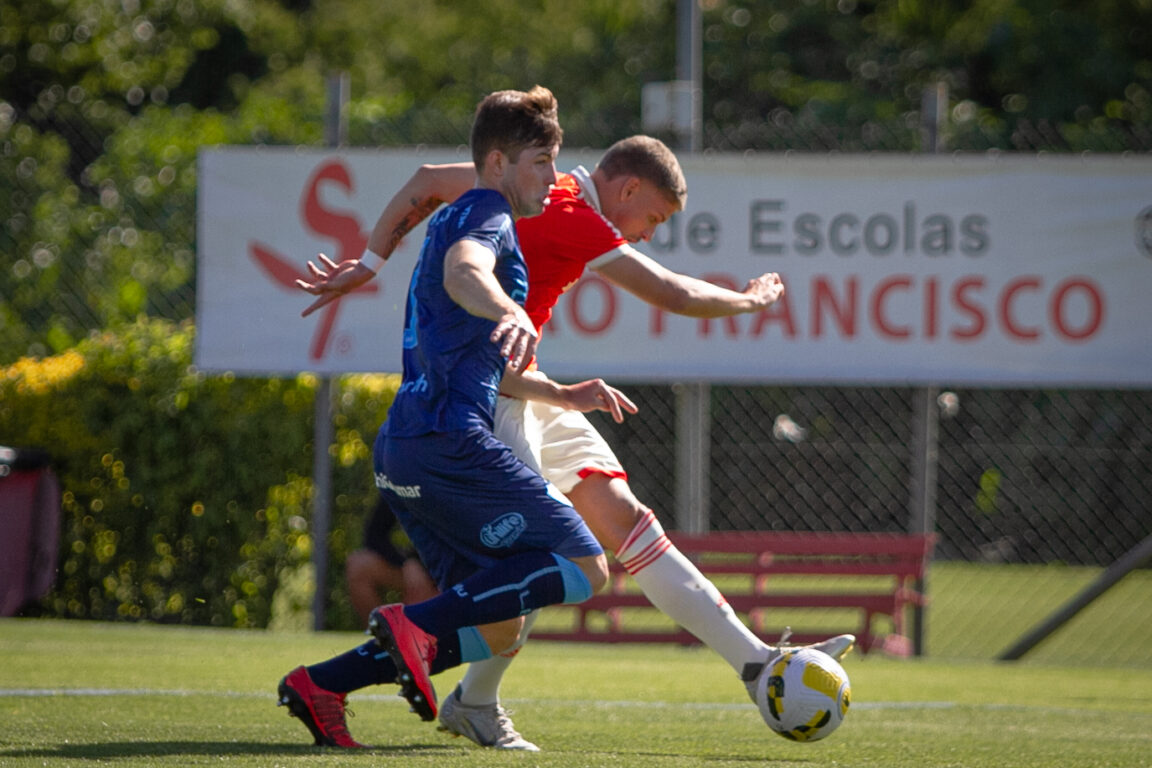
top-left (567, 476), bottom-right (649, 552)
top-left (478, 617), bottom-right (525, 655)
top-left (582, 554), bottom-right (609, 594)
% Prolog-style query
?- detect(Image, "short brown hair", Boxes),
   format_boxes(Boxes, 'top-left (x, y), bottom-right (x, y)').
top-left (471, 85), bottom-right (563, 170)
top-left (597, 135), bottom-right (687, 209)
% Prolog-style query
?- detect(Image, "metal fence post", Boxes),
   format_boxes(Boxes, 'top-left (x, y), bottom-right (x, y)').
top-left (907, 82), bottom-right (948, 655)
top-left (671, 0), bottom-right (710, 534)
top-left (675, 0), bottom-right (702, 154)
top-left (310, 71), bottom-right (349, 632)
top-left (675, 383), bottom-right (710, 534)
top-left (908, 385), bottom-right (938, 655)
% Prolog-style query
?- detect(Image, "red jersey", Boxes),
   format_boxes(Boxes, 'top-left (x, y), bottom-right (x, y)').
top-left (515, 167), bottom-right (629, 335)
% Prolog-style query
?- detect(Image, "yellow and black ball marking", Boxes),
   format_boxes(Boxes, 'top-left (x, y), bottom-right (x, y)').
top-left (802, 660), bottom-right (847, 708)
top-left (780, 709), bottom-right (833, 742)
top-left (764, 651), bottom-right (794, 721)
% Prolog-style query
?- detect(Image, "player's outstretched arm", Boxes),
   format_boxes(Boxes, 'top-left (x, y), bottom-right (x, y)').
top-left (365, 163), bottom-right (474, 258)
top-left (596, 249), bottom-right (784, 318)
top-left (499, 370), bottom-right (638, 424)
top-left (296, 163), bottom-right (475, 317)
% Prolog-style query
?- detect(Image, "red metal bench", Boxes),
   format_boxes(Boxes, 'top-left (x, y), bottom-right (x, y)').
top-left (532, 531), bottom-right (939, 655)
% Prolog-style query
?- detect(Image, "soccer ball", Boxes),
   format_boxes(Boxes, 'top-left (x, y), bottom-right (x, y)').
top-left (753, 648), bottom-right (851, 742)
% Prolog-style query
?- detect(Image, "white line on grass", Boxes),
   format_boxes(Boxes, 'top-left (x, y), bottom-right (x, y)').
top-left (0, 688), bottom-right (955, 711)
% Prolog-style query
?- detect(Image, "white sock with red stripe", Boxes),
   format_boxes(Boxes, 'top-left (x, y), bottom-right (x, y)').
top-left (616, 510), bottom-right (767, 673)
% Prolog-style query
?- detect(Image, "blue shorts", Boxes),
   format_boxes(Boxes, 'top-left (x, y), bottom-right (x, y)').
top-left (373, 426), bottom-right (603, 591)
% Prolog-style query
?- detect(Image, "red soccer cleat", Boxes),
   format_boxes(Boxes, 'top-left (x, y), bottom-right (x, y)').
top-left (369, 603), bottom-right (439, 721)
top-left (277, 665), bottom-right (367, 748)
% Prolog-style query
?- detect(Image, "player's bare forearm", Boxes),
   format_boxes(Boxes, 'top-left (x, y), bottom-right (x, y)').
top-left (599, 251), bottom-right (785, 317)
top-left (498, 369), bottom-right (559, 402)
top-left (500, 370), bottom-right (638, 423)
top-left (639, 268), bottom-right (783, 316)
top-left (658, 272), bottom-right (781, 316)
top-left (366, 163), bottom-right (475, 257)
top-left (367, 194), bottom-right (443, 257)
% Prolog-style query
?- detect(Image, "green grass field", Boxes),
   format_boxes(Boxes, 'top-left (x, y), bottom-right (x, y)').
top-left (2, 618), bottom-right (1150, 768)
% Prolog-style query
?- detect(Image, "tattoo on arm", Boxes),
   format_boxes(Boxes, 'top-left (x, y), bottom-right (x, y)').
top-left (383, 196), bottom-right (443, 253)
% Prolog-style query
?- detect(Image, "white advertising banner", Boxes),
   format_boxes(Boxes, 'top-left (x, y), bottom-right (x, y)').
top-left (197, 148), bottom-right (1152, 387)
top-left (196, 147), bottom-right (468, 375)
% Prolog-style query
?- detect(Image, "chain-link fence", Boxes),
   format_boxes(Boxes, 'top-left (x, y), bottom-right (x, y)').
top-left (600, 385), bottom-right (1152, 569)
top-left (4, 95), bottom-right (1151, 664)
top-left (596, 384), bottom-right (1152, 564)
top-left (592, 383), bottom-right (1152, 664)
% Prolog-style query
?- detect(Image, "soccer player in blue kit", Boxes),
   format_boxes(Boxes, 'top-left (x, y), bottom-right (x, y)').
top-left (278, 86), bottom-right (628, 747)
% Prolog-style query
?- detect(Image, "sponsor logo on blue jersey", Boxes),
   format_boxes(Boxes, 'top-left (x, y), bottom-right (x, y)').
top-left (374, 472), bottom-right (421, 498)
top-left (480, 512), bottom-right (527, 548)
top-left (397, 373), bottom-right (429, 396)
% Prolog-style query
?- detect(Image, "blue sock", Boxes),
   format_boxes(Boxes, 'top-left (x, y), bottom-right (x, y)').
top-left (307, 626), bottom-right (488, 694)
top-left (404, 551), bottom-right (591, 639)
top-left (307, 639), bottom-right (393, 693)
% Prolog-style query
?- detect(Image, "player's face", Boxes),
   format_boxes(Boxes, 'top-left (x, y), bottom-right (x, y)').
top-left (608, 179), bottom-right (680, 243)
top-left (503, 144), bottom-right (559, 219)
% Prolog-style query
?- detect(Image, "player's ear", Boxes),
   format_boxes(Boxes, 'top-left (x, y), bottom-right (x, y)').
top-left (618, 175), bottom-right (642, 202)
top-left (486, 148), bottom-right (508, 177)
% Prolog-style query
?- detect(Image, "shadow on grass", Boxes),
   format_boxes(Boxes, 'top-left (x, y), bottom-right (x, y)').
top-left (0, 741), bottom-right (805, 763)
top-left (578, 749), bottom-right (818, 765)
top-left (0, 740), bottom-right (455, 759)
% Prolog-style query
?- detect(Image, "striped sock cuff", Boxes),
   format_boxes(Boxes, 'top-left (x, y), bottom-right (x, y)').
top-left (615, 509), bottom-right (672, 576)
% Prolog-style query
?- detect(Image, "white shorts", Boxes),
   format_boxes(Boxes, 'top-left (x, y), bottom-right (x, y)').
top-left (494, 397), bottom-right (626, 495)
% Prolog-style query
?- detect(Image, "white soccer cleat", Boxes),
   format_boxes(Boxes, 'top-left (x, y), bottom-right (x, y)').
top-left (742, 631), bottom-right (856, 703)
top-left (437, 685), bottom-right (540, 752)
top-left (785, 633), bottom-right (856, 663)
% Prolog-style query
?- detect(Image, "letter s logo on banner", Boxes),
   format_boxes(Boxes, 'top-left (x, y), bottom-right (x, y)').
top-left (247, 158), bottom-right (379, 361)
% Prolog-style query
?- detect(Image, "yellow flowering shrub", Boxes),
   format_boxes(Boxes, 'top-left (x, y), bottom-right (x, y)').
top-left (0, 318), bottom-right (397, 630)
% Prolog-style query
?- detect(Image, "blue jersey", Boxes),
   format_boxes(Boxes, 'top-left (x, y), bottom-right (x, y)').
top-left (384, 188), bottom-right (528, 436)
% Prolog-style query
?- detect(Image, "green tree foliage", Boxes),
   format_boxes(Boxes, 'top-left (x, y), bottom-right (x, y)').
top-left (1, 0), bottom-right (1149, 629)
top-left (700, 0), bottom-right (1152, 149)
top-left (0, 319), bottom-right (398, 629)
top-left (0, 0), bottom-right (674, 362)
top-left (310, 0), bottom-right (673, 146)
top-left (0, 0), bottom-right (320, 361)
top-left (4, 0), bottom-right (1151, 360)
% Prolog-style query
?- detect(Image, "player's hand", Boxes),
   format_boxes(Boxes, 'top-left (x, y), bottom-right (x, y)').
top-left (296, 253), bottom-right (377, 317)
top-left (743, 272), bottom-right (785, 308)
top-left (490, 308), bottom-right (539, 373)
top-left (560, 378), bottom-right (639, 423)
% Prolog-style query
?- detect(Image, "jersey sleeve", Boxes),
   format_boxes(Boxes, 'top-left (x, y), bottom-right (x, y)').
top-left (526, 195), bottom-right (629, 267)
top-left (516, 183), bottom-right (631, 331)
top-left (450, 202), bottom-right (515, 257)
